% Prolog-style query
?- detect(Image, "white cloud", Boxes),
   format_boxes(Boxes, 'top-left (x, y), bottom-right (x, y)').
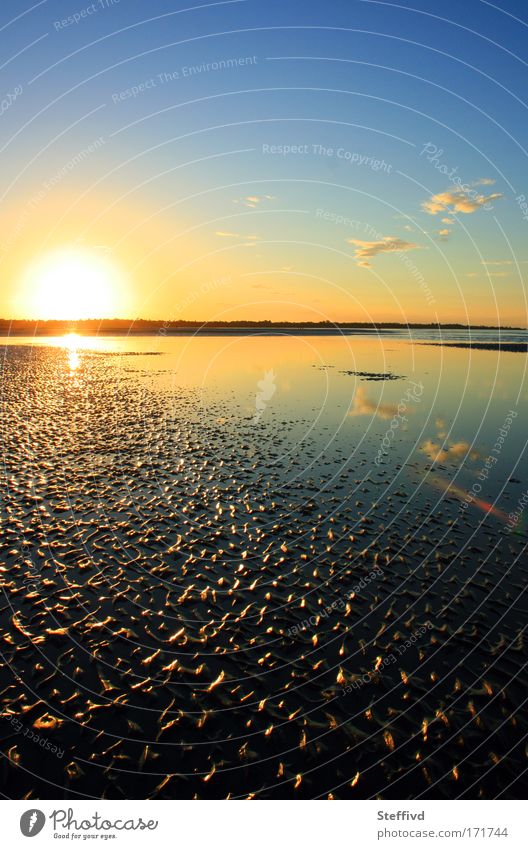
top-left (233, 194), bottom-right (275, 208)
top-left (422, 185), bottom-right (502, 215)
top-left (347, 236), bottom-right (421, 267)
top-left (421, 439), bottom-right (469, 463)
top-left (420, 438), bottom-right (480, 464)
top-left (349, 387), bottom-right (404, 421)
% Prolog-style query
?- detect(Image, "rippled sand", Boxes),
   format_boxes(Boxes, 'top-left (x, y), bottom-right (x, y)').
top-left (0, 341), bottom-right (526, 800)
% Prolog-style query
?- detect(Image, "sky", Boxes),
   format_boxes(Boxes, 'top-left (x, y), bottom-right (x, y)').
top-left (0, 0), bottom-right (527, 325)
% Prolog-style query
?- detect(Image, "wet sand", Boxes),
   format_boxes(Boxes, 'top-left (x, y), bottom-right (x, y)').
top-left (0, 340), bottom-right (526, 800)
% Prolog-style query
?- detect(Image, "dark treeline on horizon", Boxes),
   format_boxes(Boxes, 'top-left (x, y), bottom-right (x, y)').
top-left (0, 318), bottom-right (525, 335)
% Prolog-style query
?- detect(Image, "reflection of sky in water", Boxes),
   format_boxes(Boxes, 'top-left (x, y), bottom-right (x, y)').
top-left (3, 332), bottom-right (525, 530)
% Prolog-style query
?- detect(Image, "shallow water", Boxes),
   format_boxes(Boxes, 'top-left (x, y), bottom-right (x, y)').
top-left (0, 333), bottom-right (526, 799)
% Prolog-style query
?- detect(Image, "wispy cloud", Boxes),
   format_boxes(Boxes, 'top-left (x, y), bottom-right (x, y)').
top-left (347, 236), bottom-right (421, 267)
top-left (422, 183), bottom-right (502, 215)
top-left (467, 262), bottom-right (524, 277)
top-left (349, 387), bottom-right (405, 420)
top-left (482, 259), bottom-right (528, 266)
top-left (233, 194), bottom-right (275, 208)
top-left (420, 416), bottom-right (481, 464)
top-left (216, 231), bottom-right (261, 241)
top-left (420, 438), bottom-right (479, 464)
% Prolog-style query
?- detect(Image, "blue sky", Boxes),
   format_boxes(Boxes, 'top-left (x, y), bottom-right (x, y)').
top-left (1, 0), bottom-right (527, 323)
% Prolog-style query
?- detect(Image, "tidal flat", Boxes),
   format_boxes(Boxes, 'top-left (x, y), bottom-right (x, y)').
top-left (0, 332), bottom-right (526, 799)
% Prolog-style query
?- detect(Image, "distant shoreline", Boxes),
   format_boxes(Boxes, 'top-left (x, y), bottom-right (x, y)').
top-left (1, 319), bottom-right (526, 337)
top-left (421, 342), bottom-right (528, 352)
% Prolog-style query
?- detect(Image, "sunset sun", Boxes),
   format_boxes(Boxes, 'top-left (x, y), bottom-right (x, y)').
top-left (20, 247), bottom-right (126, 320)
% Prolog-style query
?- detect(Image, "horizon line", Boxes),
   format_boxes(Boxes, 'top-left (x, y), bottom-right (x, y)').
top-left (1, 318), bottom-right (527, 331)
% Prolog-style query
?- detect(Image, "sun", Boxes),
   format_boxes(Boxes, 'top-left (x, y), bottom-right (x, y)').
top-left (20, 247), bottom-right (127, 320)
